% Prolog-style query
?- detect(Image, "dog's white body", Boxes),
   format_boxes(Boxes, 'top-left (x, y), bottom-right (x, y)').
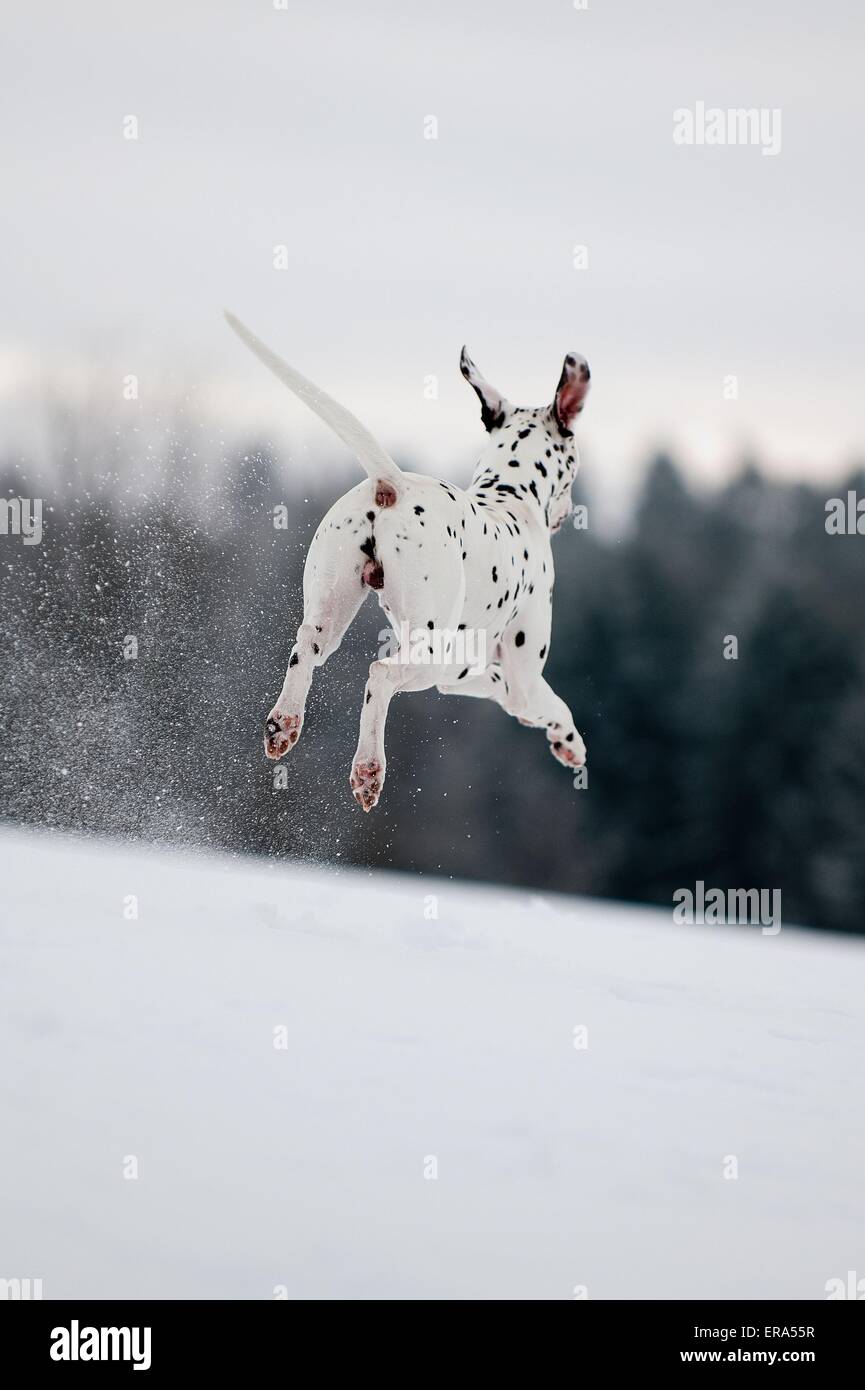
top-left (226, 313), bottom-right (591, 810)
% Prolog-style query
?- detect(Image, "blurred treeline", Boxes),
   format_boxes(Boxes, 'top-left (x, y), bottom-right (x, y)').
top-left (2, 422), bottom-right (864, 933)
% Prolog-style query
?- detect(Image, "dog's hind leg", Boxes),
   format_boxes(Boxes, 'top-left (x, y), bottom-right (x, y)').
top-left (350, 660), bottom-right (451, 811)
top-left (349, 535), bottom-right (466, 808)
top-left (264, 569), bottom-right (367, 760)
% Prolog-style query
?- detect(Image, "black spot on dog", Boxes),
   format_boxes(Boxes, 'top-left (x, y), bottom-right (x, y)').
top-left (289, 652), bottom-right (299, 667)
top-left (414, 505), bottom-right (425, 514)
top-left (458, 668), bottom-right (469, 680)
top-left (515, 632), bottom-right (525, 647)
top-left (539, 645), bottom-right (546, 658)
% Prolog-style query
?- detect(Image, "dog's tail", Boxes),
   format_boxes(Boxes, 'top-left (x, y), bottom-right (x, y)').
top-left (224, 311), bottom-right (403, 491)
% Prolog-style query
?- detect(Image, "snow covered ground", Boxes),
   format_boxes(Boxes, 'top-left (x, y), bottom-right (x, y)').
top-left (0, 825), bottom-right (863, 1301)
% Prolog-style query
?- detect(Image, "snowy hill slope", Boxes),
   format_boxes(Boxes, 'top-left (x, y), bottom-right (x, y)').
top-left (0, 826), bottom-right (863, 1300)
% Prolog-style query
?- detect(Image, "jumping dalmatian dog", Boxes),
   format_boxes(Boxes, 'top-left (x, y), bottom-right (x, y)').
top-left (225, 312), bottom-right (591, 812)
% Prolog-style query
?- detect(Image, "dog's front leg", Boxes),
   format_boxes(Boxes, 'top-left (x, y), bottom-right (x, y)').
top-left (508, 675), bottom-right (587, 770)
top-left (499, 617), bottom-right (585, 769)
top-left (436, 664), bottom-right (509, 704)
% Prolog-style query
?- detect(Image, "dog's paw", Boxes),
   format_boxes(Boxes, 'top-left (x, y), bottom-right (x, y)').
top-left (350, 758), bottom-right (384, 812)
top-left (548, 728), bottom-right (586, 769)
top-left (264, 711), bottom-right (302, 760)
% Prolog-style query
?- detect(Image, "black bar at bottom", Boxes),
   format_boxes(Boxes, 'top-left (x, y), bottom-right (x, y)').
top-left (1, 1298), bottom-right (859, 1375)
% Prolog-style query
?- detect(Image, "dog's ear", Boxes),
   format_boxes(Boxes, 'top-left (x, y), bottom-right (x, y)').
top-left (552, 353), bottom-right (591, 434)
top-left (460, 347), bottom-right (509, 432)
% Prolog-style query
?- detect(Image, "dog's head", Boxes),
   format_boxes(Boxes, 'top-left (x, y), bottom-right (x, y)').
top-left (461, 349), bottom-right (591, 532)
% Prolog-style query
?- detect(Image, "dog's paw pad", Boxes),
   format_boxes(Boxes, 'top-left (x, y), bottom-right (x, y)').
top-left (264, 712), bottom-right (302, 760)
top-left (350, 758), bottom-right (384, 812)
top-left (548, 731), bottom-right (586, 768)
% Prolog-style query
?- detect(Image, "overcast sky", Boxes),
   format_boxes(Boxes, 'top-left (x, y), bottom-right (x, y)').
top-left (2, 0), bottom-right (863, 520)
